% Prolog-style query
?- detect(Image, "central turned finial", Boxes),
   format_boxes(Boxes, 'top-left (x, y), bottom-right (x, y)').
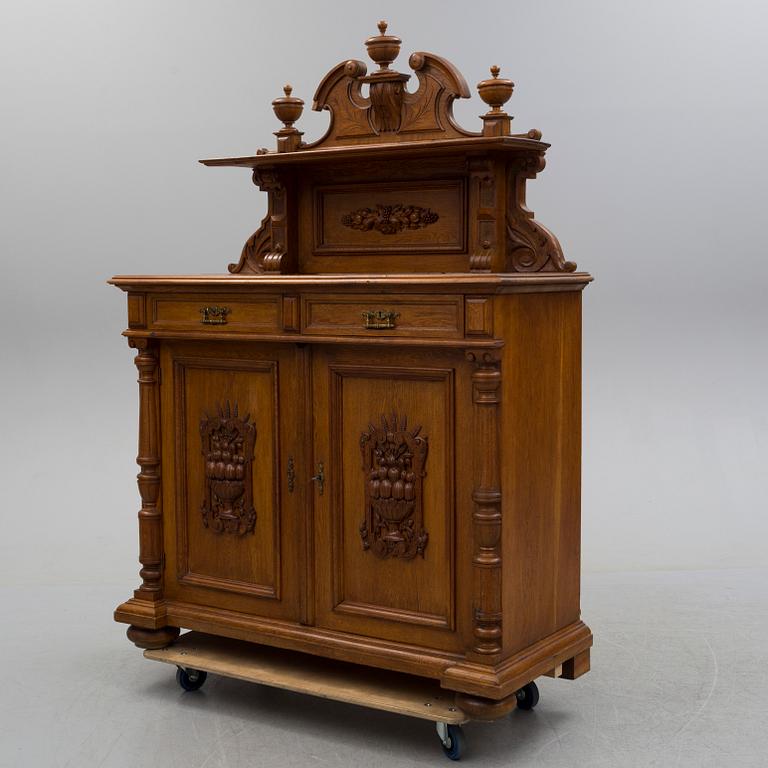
top-left (365, 19), bottom-right (402, 72)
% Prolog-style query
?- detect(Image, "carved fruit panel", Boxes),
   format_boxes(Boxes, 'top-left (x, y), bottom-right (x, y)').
top-left (200, 401), bottom-right (257, 535)
top-left (359, 413), bottom-right (428, 559)
top-left (341, 204), bottom-right (439, 234)
top-left (314, 181), bottom-right (465, 254)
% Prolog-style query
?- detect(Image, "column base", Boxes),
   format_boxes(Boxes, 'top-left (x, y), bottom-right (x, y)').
top-left (126, 625), bottom-right (180, 649)
top-left (454, 691), bottom-right (518, 721)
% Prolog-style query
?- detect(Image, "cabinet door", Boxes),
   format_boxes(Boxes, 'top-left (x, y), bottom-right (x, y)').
top-left (311, 346), bottom-right (472, 652)
top-left (161, 342), bottom-right (304, 621)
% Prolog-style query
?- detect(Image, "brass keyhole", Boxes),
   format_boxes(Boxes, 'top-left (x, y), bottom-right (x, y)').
top-left (311, 462), bottom-right (325, 495)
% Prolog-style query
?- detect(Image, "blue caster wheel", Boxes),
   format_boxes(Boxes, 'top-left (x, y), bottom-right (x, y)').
top-left (436, 722), bottom-right (465, 761)
top-left (515, 681), bottom-right (539, 710)
top-left (176, 666), bottom-right (207, 691)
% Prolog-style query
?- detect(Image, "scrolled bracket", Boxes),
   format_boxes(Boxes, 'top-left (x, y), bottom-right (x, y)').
top-left (229, 167), bottom-right (287, 273)
top-left (505, 156), bottom-right (577, 273)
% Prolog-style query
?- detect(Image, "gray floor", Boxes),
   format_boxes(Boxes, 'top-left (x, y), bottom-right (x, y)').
top-left (1, 570), bottom-right (766, 767)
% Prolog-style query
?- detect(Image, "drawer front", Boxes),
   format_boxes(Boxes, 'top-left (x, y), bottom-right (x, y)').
top-left (150, 296), bottom-right (281, 333)
top-left (301, 294), bottom-right (464, 338)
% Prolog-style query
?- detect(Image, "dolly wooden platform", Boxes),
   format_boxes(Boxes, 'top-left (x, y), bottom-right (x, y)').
top-left (145, 631), bottom-right (468, 724)
top-left (144, 631), bottom-right (543, 759)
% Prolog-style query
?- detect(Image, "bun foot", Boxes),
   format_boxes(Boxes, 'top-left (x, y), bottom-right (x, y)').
top-left (454, 690), bottom-right (518, 721)
top-left (126, 625), bottom-right (180, 649)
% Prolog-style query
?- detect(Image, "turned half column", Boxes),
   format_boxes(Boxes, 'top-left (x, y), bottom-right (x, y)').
top-left (125, 339), bottom-right (178, 649)
top-left (130, 338), bottom-right (164, 602)
top-left (466, 350), bottom-right (503, 657)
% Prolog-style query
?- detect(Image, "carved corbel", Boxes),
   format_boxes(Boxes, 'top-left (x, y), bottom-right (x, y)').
top-left (465, 349), bottom-right (503, 656)
top-left (228, 167), bottom-right (287, 274)
top-left (505, 154), bottom-right (577, 273)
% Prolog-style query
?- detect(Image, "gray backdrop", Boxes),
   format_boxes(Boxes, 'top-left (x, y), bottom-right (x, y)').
top-left (2, 0), bottom-right (766, 590)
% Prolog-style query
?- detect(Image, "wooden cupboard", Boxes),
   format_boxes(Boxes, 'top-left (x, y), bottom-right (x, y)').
top-left (112, 21), bottom-right (593, 735)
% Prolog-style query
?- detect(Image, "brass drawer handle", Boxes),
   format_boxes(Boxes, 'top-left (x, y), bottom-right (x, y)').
top-left (200, 306), bottom-right (230, 325)
top-left (361, 310), bottom-right (400, 330)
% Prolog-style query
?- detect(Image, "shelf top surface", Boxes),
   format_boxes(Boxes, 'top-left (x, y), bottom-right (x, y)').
top-left (200, 135), bottom-right (548, 170)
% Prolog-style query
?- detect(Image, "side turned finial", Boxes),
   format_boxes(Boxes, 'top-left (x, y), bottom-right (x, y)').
top-left (272, 84), bottom-right (304, 128)
top-left (365, 19), bottom-right (402, 71)
top-left (272, 83), bottom-right (304, 152)
top-left (477, 65), bottom-right (514, 136)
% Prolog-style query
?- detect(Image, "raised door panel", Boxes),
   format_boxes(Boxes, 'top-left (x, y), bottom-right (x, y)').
top-left (161, 342), bottom-right (303, 620)
top-left (312, 346), bottom-right (471, 652)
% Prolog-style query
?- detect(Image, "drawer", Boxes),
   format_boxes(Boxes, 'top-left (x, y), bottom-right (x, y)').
top-left (301, 294), bottom-right (463, 338)
top-left (149, 295), bottom-right (281, 333)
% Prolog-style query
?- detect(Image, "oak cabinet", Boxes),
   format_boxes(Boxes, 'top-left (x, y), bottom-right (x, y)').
top-left (112, 22), bottom-right (593, 721)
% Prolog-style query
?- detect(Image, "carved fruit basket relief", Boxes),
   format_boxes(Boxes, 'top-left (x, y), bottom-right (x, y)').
top-left (359, 413), bottom-right (428, 559)
top-left (200, 401), bottom-right (257, 536)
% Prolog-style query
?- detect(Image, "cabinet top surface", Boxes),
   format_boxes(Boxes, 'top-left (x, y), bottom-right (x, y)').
top-left (109, 272), bottom-right (593, 292)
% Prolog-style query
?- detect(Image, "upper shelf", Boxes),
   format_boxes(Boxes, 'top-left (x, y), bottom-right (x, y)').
top-left (200, 135), bottom-right (548, 169)
top-left (201, 21), bottom-right (544, 163)
top-left (191, 21), bottom-right (583, 278)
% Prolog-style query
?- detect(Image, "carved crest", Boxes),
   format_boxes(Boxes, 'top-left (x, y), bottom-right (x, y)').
top-left (341, 204), bottom-right (439, 234)
top-left (200, 401), bottom-right (257, 535)
top-left (359, 413), bottom-right (428, 559)
top-left (309, 22), bottom-right (475, 148)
